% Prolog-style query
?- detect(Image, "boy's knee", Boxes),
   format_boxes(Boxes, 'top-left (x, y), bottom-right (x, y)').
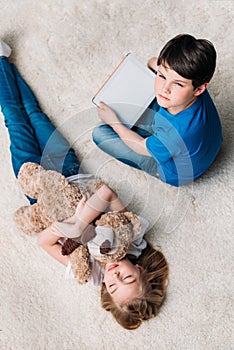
top-left (92, 124), bottom-right (104, 145)
top-left (92, 123), bottom-right (114, 145)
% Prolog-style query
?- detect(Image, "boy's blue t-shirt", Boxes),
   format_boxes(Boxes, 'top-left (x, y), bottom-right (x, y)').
top-left (146, 90), bottom-right (222, 186)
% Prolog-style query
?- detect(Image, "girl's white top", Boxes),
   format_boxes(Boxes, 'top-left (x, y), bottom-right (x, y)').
top-left (65, 174), bottom-right (149, 286)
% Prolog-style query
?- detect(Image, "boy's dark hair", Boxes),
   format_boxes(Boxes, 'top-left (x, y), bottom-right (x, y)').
top-left (157, 34), bottom-right (217, 89)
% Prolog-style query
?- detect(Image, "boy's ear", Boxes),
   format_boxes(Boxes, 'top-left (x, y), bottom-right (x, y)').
top-left (194, 83), bottom-right (208, 96)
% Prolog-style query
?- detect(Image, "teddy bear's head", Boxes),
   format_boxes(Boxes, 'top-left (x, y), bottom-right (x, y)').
top-left (89, 211), bottom-right (141, 263)
top-left (68, 211), bottom-right (142, 284)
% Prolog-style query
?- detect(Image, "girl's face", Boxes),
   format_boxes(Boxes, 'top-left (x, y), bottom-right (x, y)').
top-left (104, 259), bottom-right (143, 305)
top-left (154, 63), bottom-right (203, 115)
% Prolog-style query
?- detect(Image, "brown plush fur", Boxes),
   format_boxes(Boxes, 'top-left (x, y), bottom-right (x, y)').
top-left (14, 162), bottom-right (141, 284)
top-left (94, 211), bottom-right (141, 264)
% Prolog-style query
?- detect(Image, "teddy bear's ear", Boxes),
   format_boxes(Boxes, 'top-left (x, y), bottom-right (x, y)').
top-left (18, 162), bottom-right (45, 198)
top-left (39, 169), bottom-right (68, 192)
top-left (89, 211), bottom-right (136, 264)
top-left (123, 211), bottom-right (141, 237)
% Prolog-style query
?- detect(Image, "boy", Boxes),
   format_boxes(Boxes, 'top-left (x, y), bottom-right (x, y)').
top-left (92, 34), bottom-right (222, 186)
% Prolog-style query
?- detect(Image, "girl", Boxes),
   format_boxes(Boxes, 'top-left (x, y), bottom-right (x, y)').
top-left (0, 39), bottom-right (168, 329)
top-left (102, 245), bottom-right (168, 329)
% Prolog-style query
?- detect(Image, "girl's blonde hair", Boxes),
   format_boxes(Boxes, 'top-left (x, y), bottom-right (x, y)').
top-left (101, 243), bottom-right (169, 330)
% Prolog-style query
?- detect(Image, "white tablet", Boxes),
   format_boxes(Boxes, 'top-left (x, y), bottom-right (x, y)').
top-left (92, 53), bottom-right (156, 128)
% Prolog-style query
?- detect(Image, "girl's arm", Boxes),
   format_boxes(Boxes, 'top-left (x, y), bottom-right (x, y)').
top-left (97, 102), bottom-right (151, 156)
top-left (51, 184), bottom-right (126, 238)
top-left (37, 183), bottom-right (126, 266)
top-left (37, 226), bottom-right (70, 266)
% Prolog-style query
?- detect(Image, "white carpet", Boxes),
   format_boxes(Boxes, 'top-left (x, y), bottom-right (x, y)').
top-left (0, 1), bottom-right (233, 349)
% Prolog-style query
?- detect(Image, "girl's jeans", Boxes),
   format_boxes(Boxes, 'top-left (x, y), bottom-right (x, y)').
top-left (0, 57), bottom-right (79, 203)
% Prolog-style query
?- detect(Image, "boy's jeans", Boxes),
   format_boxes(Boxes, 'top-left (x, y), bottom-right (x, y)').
top-left (0, 57), bottom-right (79, 203)
top-left (92, 100), bottom-right (159, 177)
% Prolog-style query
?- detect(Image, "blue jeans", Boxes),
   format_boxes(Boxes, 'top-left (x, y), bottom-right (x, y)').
top-left (0, 57), bottom-right (80, 203)
top-left (92, 101), bottom-right (158, 177)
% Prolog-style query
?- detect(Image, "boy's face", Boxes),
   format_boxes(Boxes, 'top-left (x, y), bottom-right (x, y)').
top-left (154, 63), bottom-right (204, 115)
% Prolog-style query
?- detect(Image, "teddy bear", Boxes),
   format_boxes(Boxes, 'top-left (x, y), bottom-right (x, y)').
top-left (14, 162), bottom-right (142, 284)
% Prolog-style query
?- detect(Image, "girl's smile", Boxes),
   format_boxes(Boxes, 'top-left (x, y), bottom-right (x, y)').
top-left (108, 263), bottom-right (119, 271)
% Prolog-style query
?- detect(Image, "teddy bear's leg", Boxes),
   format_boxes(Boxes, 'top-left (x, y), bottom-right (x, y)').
top-left (70, 245), bottom-right (91, 284)
top-left (14, 204), bottom-right (51, 235)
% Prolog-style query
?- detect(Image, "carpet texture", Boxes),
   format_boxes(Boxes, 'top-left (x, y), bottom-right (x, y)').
top-left (0, 1), bottom-right (233, 349)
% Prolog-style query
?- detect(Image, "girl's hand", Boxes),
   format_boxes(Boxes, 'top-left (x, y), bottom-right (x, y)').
top-left (62, 214), bottom-right (77, 224)
top-left (75, 197), bottom-right (86, 217)
top-left (97, 101), bottom-right (120, 126)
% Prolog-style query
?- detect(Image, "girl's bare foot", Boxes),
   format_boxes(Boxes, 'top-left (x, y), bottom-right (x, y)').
top-left (0, 39), bottom-right (11, 57)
